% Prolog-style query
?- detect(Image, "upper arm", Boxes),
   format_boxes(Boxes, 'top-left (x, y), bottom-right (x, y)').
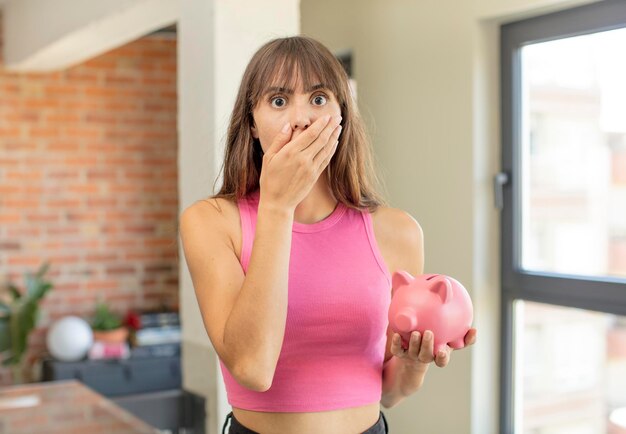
top-left (179, 200), bottom-right (244, 368)
top-left (382, 209), bottom-right (425, 363)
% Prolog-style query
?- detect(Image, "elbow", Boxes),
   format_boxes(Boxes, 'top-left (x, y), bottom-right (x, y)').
top-left (380, 395), bottom-right (402, 409)
top-left (231, 361), bottom-right (275, 392)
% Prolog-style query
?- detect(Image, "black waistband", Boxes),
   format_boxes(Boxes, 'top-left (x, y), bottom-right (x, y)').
top-left (222, 411), bottom-right (388, 434)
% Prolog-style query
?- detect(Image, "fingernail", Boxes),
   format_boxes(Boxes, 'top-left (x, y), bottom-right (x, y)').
top-left (324, 115), bottom-right (331, 122)
top-left (281, 122), bottom-right (291, 133)
top-left (333, 115), bottom-right (342, 124)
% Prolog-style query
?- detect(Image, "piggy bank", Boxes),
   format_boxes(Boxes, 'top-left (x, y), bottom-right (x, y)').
top-left (388, 271), bottom-right (473, 356)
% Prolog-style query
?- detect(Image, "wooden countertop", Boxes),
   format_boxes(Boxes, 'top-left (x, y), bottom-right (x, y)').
top-left (0, 379), bottom-right (156, 434)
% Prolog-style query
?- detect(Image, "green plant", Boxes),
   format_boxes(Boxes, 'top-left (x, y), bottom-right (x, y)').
top-left (0, 262), bottom-right (54, 383)
top-left (91, 302), bottom-right (123, 331)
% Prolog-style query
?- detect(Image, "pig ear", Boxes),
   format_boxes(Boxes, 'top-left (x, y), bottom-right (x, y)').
top-left (391, 270), bottom-right (414, 294)
top-left (429, 276), bottom-right (453, 303)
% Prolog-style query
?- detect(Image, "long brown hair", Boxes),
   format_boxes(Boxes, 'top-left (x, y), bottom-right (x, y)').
top-left (211, 35), bottom-right (388, 212)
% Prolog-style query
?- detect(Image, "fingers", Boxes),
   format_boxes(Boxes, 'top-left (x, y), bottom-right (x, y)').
top-left (416, 330), bottom-right (435, 364)
top-left (312, 123), bottom-right (342, 170)
top-left (391, 330), bottom-right (474, 369)
top-left (434, 346), bottom-right (451, 368)
top-left (300, 115), bottom-right (342, 157)
top-left (390, 333), bottom-right (406, 358)
top-left (264, 121), bottom-right (294, 158)
top-left (282, 114), bottom-right (338, 155)
top-left (464, 328), bottom-right (477, 347)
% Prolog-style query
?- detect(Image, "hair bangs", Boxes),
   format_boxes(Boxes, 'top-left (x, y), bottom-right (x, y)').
top-left (251, 41), bottom-right (343, 107)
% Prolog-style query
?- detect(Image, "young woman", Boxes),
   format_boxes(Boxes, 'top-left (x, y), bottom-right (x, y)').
top-left (180, 35), bottom-right (477, 434)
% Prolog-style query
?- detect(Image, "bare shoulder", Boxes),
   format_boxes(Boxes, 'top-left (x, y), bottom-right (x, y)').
top-left (180, 197), bottom-right (241, 253)
top-left (182, 196), bottom-right (238, 220)
top-left (370, 206), bottom-right (423, 243)
top-left (370, 206), bottom-right (424, 276)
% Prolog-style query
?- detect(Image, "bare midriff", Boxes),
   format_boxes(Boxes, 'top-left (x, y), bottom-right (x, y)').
top-left (232, 401), bottom-right (381, 434)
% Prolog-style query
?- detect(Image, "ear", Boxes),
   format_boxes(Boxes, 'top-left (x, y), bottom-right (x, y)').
top-left (391, 270), bottom-right (414, 294)
top-left (251, 124), bottom-right (259, 139)
top-left (429, 276), bottom-right (453, 304)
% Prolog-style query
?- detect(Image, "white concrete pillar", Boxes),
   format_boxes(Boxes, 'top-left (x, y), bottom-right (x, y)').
top-left (177, 1), bottom-right (299, 433)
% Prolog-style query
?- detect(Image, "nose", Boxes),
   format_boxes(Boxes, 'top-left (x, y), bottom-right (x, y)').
top-left (290, 101), bottom-right (314, 132)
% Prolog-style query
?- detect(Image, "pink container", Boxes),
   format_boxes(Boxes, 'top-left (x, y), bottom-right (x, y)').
top-left (388, 271), bottom-right (473, 356)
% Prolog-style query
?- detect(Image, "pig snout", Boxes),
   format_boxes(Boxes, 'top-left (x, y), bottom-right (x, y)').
top-left (394, 308), bottom-right (417, 332)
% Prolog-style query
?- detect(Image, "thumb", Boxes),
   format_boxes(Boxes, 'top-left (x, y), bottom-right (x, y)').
top-left (264, 122), bottom-right (292, 157)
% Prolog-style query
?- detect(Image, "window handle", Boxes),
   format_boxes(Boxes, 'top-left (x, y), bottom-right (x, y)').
top-left (494, 171), bottom-right (510, 210)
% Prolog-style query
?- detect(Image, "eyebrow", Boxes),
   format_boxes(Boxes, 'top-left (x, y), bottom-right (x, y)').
top-left (264, 83), bottom-right (327, 95)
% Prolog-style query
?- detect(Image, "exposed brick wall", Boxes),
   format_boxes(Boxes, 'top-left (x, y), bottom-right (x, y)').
top-left (0, 15), bottom-right (179, 384)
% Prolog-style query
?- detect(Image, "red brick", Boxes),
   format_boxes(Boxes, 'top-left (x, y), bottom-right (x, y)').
top-left (48, 169), bottom-right (81, 180)
top-left (64, 127), bottom-right (101, 139)
top-left (0, 242), bottom-right (20, 250)
top-left (0, 213), bottom-right (21, 223)
top-left (106, 265), bottom-right (136, 275)
top-left (7, 256), bottom-right (42, 266)
top-left (0, 126), bottom-right (20, 137)
top-left (63, 70), bottom-right (99, 83)
top-left (4, 111), bottom-right (40, 122)
top-left (3, 199), bottom-right (39, 208)
top-left (66, 210), bottom-right (98, 220)
top-left (25, 213), bottom-right (60, 223)
top-left (45, 142), bottom-right (81, 152)
top-left (62, 239), bottom-right (99, 249)
top-left (22, 99), bottom-right (61, 109)
top-left (86, 253), bottom-right (118, 262)
top-left (47, 199), bottom-right (82, 208)
top-left (67, 184), bottom-right (99, 194)
top-left (47, 227), bottom-right (80, 236)
top-left (85, 280), bottom-right (118, 290)
top-left (105, 239), bottom-right (136, 248)
top-left (2, 141), bottom-right (37, 151)
top-left (6, 227), bottom-right (41, 237)
top-left (46, 113), bottom-right (81, 123)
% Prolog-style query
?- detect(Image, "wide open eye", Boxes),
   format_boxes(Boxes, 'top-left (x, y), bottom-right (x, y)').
top-left (270, 96), bottom-right (286, 108)
top-left (312, 94), bottom-right (328, 106)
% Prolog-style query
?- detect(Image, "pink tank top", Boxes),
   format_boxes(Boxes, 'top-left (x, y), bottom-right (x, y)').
top-left (219, 189), bottom-right (391, 412)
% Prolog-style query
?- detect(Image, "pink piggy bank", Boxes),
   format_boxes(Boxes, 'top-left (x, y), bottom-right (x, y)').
top-left (388, 271), bottom-right (473, 356)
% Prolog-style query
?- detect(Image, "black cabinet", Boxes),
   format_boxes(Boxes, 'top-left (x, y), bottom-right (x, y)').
top-left (42, 355), bottom-right (205, 434)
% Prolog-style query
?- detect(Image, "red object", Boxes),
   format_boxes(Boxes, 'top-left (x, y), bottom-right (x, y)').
top-left (124, 311), bottom-right (142, 330)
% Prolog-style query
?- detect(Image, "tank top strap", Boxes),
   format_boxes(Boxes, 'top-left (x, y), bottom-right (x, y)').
top-left (359, 209), bottom-right (392, 286)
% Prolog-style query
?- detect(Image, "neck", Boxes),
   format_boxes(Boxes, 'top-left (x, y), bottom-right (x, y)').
top-left (293, 175), bottom-right (337, 225)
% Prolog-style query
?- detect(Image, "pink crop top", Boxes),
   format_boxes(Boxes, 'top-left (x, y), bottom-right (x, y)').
top-left (218, 189), bottom-right (392, 412)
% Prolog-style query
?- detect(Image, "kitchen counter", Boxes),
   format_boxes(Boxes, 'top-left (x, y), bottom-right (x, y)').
top-left (0, 379), bottom-right (156, 434)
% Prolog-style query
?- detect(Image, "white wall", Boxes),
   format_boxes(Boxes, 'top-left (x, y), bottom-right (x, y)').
top-left (177, 1), bottom-right (299, 433)
top-left (2, 0), bottom-right (178, 71)
top-left (301, 0), bottom-right (598, 433)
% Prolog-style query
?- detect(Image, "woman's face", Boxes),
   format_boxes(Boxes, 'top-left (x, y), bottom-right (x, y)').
top-left (251, 75), bottom-right (342, 153)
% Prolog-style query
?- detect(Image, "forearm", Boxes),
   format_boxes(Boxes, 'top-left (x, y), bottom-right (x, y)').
top-left (223, 199), bottom-right (293, 386)
top-left (380, 356), bottom-right (429, 408)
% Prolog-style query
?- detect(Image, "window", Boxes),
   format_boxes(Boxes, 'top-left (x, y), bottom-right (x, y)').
top-left (500, 1), bottom-right (626, 433)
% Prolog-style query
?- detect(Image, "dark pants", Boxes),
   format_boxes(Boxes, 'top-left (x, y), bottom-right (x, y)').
top-left (222, 411), bottom-right (389, 434)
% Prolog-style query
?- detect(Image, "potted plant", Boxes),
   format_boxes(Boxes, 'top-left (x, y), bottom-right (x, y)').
top-left (0, 262), bottom-right (54, 384)
top-left (91, 302), bottom-right (128, 343)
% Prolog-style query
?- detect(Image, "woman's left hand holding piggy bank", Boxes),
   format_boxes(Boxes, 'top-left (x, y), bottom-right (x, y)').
top-left (390, 327), bottom-right (477, 369)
